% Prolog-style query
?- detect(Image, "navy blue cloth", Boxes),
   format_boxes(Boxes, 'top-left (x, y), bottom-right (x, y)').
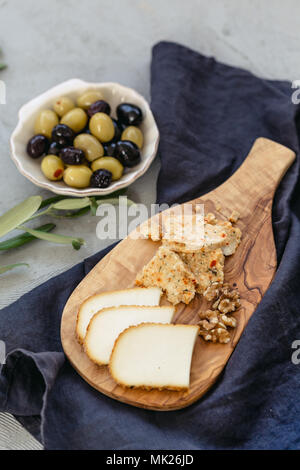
top-left (1, 41), bottom-right (300, 449)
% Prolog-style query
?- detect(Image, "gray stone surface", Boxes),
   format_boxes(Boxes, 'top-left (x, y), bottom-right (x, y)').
top-left (0, 0), bottom-right (298, 450)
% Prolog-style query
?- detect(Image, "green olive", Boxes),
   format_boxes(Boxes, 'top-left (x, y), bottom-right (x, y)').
top-left (61, 108), bottom-right (88, 133)
top-left (41, 155), bottom-right (64, 181)
top-left (53, 96), bottom-right (75, 117)
top-left (74, 133), bottom-right (104, 162)
top-left (89, 113), bottom-right (115, 142)
top-left (121, 126), bottom-right (144, 149)
top-left (91, 157), bottom-right (124, 181)
top-left (34, 110), bottom-right (59, 139)
top-left (63, 165), bottom-right (92, 188)
top-left (77, 90), bottom-right (104, 109)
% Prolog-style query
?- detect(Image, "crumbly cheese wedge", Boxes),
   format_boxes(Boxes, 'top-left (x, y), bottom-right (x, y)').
top-left (161, 222), bottom-right (230, 253)
top-left (162, 223), bottom-right (240, 253)
top-left (180, 248), bottom-right (224, 294)
top-left (85, 306), bottom-right (175, 365)
top-left (136, 246), bottom-right (197, 305)
top-left (162, 212), bottom-right (205, 249)
top-left (219, 221), bottom-right (242, 256)
top-left (76, 287), bottom-right (162, 343)
top-left (109, 323), bottom-right (199, 391)
top-left (137, 211), bottom-right (241, 255)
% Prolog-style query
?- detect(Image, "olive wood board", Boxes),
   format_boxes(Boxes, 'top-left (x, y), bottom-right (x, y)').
top-left (61, 138), bottom-right (295, 411)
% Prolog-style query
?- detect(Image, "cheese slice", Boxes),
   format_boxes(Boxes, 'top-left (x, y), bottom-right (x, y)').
top-left (109, 323), bottom-right (199, 391)
top-left (85, 305), bottom-right (175, 365)
top-left (76, 287), bottom-right (162, 343)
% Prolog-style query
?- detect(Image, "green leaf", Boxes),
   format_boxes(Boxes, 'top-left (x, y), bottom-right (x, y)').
top-left (18, 225), bottom-right (85, 249)
top-left (52, 198), bottom-right (91, 211)
top-left (0, 223), bottom-right (56, 251)
top-left (0, 64), bottom-right (6, 71)
top-left (0, 196), bottom-right (42, 238)
top-left (0, 263), bottom-right (29, 274)
top-left (44, 207), bottom-right (91, 219)
top-left (40, 195), bottom-right (68, 209)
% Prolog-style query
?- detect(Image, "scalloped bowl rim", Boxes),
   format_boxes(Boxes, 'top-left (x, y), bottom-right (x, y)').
top-left (10, 79), bottom-right (160, 197)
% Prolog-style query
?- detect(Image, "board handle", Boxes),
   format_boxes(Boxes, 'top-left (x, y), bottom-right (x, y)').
top-left (207, 137), bottom-right (296, 214)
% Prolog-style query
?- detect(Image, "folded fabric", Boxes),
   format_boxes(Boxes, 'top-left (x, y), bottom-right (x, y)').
top-left (1, 41), bottom-right (300, 449)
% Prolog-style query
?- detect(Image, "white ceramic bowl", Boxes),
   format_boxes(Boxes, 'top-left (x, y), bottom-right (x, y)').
top-left (10, 79), bottom-right (159, 197)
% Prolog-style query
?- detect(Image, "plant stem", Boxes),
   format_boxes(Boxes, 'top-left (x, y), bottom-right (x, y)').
top-left (64, 206), bottom-right (91, 218)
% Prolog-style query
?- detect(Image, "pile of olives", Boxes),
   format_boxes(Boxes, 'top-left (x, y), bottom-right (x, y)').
top-left (26, 90), bottom-right (144, 189)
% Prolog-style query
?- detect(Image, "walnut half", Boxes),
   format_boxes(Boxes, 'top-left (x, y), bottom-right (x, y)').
top-left (198, 309), bottom-right (236, 344)
top-left (198, 283), bottom-right (240, 344)
top-left (203, 282), bottom-right (223, 302)
top-left (213, 284), bottom-right (240, 313)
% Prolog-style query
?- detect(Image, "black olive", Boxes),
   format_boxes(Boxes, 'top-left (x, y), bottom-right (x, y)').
top-left (87, 100), bottom-right (111, 118)
top-left (26, 134), bottom-right (49, 159)
top-left (117, 120), bottom-right (127, 131)
top-left (48, 141), bottom-right (61, 156)
top-left (116, 103), bottom-right (143, 126)
top-left (60, 147), bottom-right (85, 165)
top-left (112, 118), bottom-right (125, 142)
top-left (114, 140), bottom-right (141, 168)
top-left (90, 169), bottom-right (112, 188)
top-left (103, 142), bottom-right (117, 156)
top-left (52, 124), bottom-right (75, 147)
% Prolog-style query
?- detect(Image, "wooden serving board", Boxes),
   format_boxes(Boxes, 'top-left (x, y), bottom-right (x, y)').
top-left (61, 138), bottom-right (295, 411)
